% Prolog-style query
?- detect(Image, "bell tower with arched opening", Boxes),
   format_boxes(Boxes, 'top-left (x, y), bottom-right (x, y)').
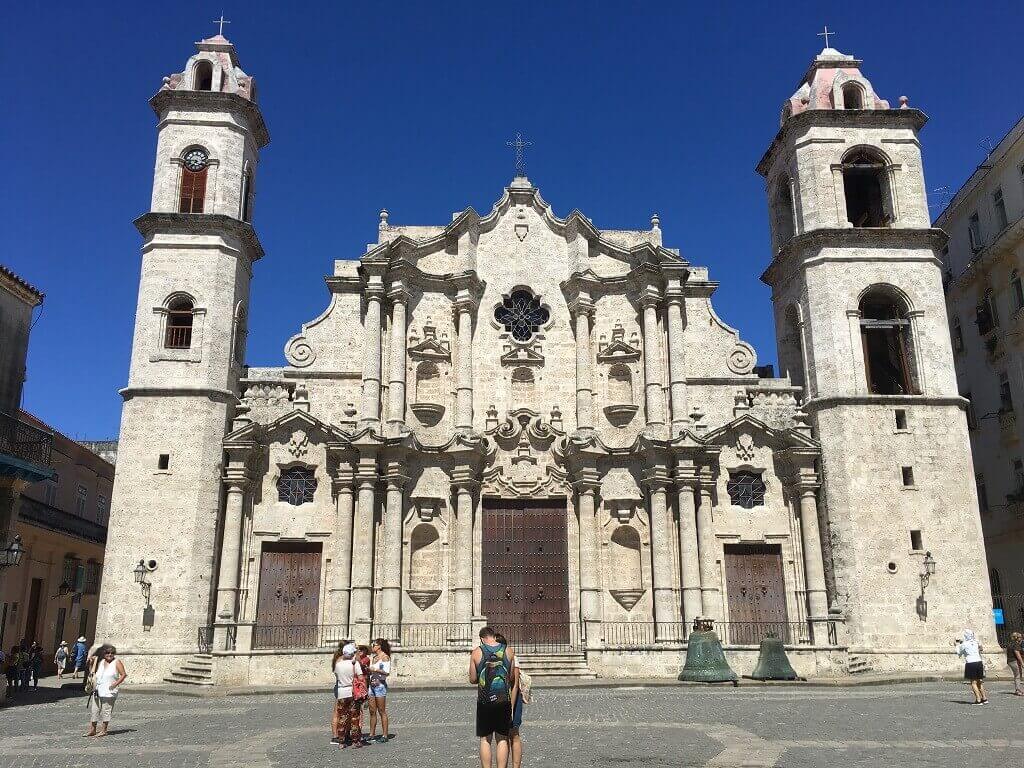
top-left (95, 32), bottom-right (269, 663)
top-left (758, 46), bottom-right (995, 662)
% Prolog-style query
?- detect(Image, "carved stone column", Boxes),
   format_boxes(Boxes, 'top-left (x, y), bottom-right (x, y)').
top-left (573, 470), bottom-right (601, 647)
top-left (674, 463), bottom-right (702, 626)
top-left (451, 469), bottom-right (478, 627)
top-left (696, 468), bottom-right (721, 622)
top-left (453, 292), bottom-right (477, 432)
top-left (643, 465), bottom-right (677, 639)
top-left (569, 294), bottom-right (596, 433)
top-left (379, 460), bottom-right (408, 627)
top-left (359, 279), bottom-right (386, 429)
top-left (665, 286), bottom-right (688, 436)
top-left (350, 455), bottom-right (378, 637)
top-left (795, 472), bottom-right (830, 643)
top-left (329, 463), bottom-right (355, 631)
top-left (386, 284), bottom-right (410, 433)
top-left (639, 288), bottom-right (667, 430)
top-left (214, 473), bottom-right (248, 627)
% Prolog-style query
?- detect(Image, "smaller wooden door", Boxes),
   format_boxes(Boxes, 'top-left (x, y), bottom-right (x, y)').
top-left (724, 544), bottom-right (789, 645)
top-left (254, 543), bottom-right (322, 648)
top-left (24, 578), bottom-right (43, 643)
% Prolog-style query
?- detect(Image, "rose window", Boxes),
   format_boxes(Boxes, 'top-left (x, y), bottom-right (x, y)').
top-left (494, 289), bottom-right (550, 342)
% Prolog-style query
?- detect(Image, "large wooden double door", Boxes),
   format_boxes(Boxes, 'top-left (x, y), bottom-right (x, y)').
top-left (724, 544), bottom-right (790, 644)
top-left (254, 543), bottom-right (322, 649)
top-left (481, 498), bottom-right (570, 648)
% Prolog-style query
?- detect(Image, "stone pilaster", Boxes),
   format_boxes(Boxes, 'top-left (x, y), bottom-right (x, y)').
top-left (665, 285), bottom-right (688, 436)
top-left (451, 468), bottom-right (479, 627)
top-left (214, 455), bottom-right (249, 651)
top-left (572, 469), bottom-right (601, 647)
top-left (792, 469), bottom-right (830, 643)
top-left (674, 462), bottom-right (702, 626)
top-left (453, 292), bottom-right (478, 432)
top-left (568, 294), bottom-right (596, 433)
top-left (329, 462), bottom-right (356, 631)
top-left (639, 287), bottom-right (667, 431)
top-left (696, 467), bottom-right (721, 622)
top-left (379, 459), bottom-right (408, 627)
top-left (385, 283), bottom-right (410, 433)
top-left (642, 464), bottom-right (676, 639)
top-left (350, 454), bottom-right (378, 634)
top-left (359, 277), bottom-right (386, 429)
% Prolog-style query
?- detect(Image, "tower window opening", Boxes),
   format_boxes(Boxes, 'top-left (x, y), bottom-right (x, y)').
top-left (179, 148), bottom-right (209, 214)
top-left (901, 466), bottom-right (915, 487)
top-left (193, 60), bottom-right (213, 91)
top-left (859, 290), bottom-right (917, 395)
top-left (1012, 270), bottom-right (1024, 312)
top-left (241, 167), bottom-right (254, 223)
top-left (158, 454), bottom-right (170, 470)
top-left (894, 409), bottom-right (908, 430)
top-left (772, 179), bottom-right (795, 247)
top-left (910, 530), bottom-right (923, 551)
top-left (165, 296), bottom-right (194, 349)
top-left (842, 149), bottom-right (891, 228)
top-left (842, 82), bottom-right (864, 110)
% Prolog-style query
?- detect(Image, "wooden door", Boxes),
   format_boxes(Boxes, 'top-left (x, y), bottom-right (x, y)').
top-left (254, 543), bottom-right (322, 648)
top-left (724, 544), bottom-right (789, 645)
top-left (481, 499), bottom-right (570, 650)
top-left (24, 578), bottom-right (43, 643)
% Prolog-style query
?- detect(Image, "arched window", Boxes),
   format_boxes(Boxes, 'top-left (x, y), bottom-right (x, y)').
top-left (772, 179), bottom-right (795, 246)
top-left (859, 289), bottom-right (918, 395)
top-left (165, 296), bottom-right (194, 349)
top-left (511, 367), bottom-right (535, 405)
top-left (842, 82), bottom-right (864, 110)
top-left (1012, 270), bottom-right (1024, 312)
top-left (494, 289), bottom-right (549, 342)
top-left (842, 149), bottom-right (892, 228)
top-left (193, 60), bottom-right (213, 91)
top-left (240, 166), bottom-right (254, 222)
top-left (727, 471), bottom-right (767, 509)
top-left (277, 466), bottom-right (317, 505)
top-left (415, 362), bottom-right (441, 404)
top-left (607, 364), bottom-right (633, 405)
top-left (179, 148), bottom-right (209, 213)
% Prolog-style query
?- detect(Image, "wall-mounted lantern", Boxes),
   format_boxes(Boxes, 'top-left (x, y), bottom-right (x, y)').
top-left (0, 535), bottom-right (25, 569)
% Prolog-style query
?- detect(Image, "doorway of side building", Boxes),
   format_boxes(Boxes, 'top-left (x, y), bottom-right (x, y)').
top-left (253, 542), bottom-right (322, 649)
top-left (481, 498), bottom-right (570, 650)
top-left (723, 543), bottom-right (790, 644)
top-left (23, 578), bottom-right (44, 644)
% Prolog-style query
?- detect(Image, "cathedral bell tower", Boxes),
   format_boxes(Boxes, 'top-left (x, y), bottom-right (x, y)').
top-left (758, 47), bottom-right (994, 659)
top-left (95, 33), bottom-right (269, 658)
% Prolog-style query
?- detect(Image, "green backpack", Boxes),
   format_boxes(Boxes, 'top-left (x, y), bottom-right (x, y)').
top-left (477, 644), bottom-right (511, 704)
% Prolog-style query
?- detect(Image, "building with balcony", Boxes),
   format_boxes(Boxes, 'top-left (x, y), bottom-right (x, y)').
top-left (938, 114), bottom-right (1024, 638)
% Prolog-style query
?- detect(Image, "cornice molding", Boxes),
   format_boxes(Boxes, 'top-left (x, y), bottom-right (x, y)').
top-left (149, 89), bottom-right (270, 149)
top-left (134, 212), bottom-right (265, 263)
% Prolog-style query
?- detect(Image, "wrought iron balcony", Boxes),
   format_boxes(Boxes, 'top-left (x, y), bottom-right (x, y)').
top-left (0, 411), bottom-right (53, 479)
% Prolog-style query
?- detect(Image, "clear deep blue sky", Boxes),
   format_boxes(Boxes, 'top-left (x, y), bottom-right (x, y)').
top-left (2, 1), bottom-right (1020, 439)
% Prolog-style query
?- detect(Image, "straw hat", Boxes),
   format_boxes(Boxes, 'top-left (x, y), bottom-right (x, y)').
top-left (77, 636), bottom-right (87, 642)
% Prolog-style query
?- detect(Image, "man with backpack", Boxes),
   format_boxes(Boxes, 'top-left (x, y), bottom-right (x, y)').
top-left (469, 626), bottom-right (517, 768)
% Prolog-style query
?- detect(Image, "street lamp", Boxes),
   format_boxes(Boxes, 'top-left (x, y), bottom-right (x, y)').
top-left (0, 535), bottom-right (25, 569)
top-left (133, 559), bottom-right (148, 585)
top-left (133, 559), bottom-right (156, 606)
top-left (920, 551), bottom-right (937, 589)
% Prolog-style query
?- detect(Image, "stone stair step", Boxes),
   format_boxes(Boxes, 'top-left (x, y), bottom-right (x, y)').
top-left (163, 674), bottom-right (215, 686)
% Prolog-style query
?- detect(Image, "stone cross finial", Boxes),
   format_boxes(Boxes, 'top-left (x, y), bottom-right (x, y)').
top-left (817, 25), bottom-right (834, 48)
top-left (506, 133), bottom-right (533, 178)
top-left (213, 12), bottom-right (231, 36)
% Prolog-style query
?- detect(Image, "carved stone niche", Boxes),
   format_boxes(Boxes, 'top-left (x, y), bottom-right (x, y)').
top-left (598, 323), bottom-right (641, 427)
top-left (409, 324), bottom-right (451, 426)
top-left (406, 512), bottom-right (443, 612)
top-left (608, 524), bottom-right (645, 611)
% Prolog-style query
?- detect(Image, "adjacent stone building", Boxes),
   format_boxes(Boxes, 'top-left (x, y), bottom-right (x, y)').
top-left (96, 36), bottom-right (996, 686)
top-left (937, 114), bottom-right (1024, 638)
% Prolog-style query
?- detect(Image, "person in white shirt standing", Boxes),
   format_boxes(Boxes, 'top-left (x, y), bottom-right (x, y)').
top-left (333, 643), bottom-right (364, 748)
top-left (84, 645), bottom-right (127, 737)
top-left (956, 629), bottom-right (988, 705)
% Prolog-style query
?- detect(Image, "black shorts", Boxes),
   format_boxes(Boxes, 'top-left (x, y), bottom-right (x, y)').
top-left (476, 699), bottom-right (511, 737)
top-left (965, 661), bottom-right (985, 680)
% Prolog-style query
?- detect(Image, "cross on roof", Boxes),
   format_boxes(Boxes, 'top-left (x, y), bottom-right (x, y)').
top-left (213, 12), bottom-right (231, 36)
top-left (506, 132), bottom-right (533, 178)
top-left (817, 25), bottom-right (835, 48)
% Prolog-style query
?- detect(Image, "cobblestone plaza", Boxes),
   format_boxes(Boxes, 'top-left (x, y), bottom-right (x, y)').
top-left (2, 682), bottom-right (1023, 767)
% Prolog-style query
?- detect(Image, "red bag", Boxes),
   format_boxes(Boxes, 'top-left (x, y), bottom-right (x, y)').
top-left (352, 660), bottom-right (368, 701)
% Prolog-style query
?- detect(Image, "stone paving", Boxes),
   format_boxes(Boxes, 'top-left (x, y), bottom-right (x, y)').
top-left (1, 680), bottom-right (1023, 767)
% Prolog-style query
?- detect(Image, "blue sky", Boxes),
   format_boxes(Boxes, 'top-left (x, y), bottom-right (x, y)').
top-left (2, 1), bottom-right (1020, 439)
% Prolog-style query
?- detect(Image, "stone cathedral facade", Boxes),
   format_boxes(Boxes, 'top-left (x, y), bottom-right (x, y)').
top-left (96, 36), bottom-right (996, 685)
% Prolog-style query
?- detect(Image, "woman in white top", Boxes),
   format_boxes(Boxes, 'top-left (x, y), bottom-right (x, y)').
top-left (956, 628), bottom-right (988, 705)
top-left (368, 638), bottom-right (392, 743)
top-left (85, 644), bottom-right (127, 737)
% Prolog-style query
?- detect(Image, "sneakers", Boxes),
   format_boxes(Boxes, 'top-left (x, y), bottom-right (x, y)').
top-left (330, 737), bottom-right (341, 745)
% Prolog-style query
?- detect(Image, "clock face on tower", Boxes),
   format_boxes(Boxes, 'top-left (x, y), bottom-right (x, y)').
top-left (183, 148), bottom-right (209, 172)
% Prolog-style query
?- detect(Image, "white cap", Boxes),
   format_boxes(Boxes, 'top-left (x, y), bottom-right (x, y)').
top-left (342, 643), bottom-right (357, 657)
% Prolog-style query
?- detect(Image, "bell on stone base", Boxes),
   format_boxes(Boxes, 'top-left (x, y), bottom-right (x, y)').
top-left (678, 620), bottom-right (738, 684)
top-left (748, 634), bottom-right (800, 681)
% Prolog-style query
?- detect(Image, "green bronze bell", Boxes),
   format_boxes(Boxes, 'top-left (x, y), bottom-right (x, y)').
top-left (679, 619), bottom-right (738, 684)
top-left (749, 634), bottom-right (800, 681)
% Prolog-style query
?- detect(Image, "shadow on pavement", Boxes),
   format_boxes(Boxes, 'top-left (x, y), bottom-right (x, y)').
top-left (2, 683), bottom-right (88, 708)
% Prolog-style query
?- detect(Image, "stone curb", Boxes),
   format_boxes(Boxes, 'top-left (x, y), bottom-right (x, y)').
top-left (125, 673), bottom-right (1004, 698)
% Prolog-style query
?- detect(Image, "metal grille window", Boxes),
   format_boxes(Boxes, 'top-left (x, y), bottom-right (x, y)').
top-left (277, 467), bottom-right (317, 506)
top-left (494, 289), bottom-right (550, 342)
top-left (75, 484), bottom-right (87, 516)
top-left (62, 556), bottom-right (79, 588)
top-left (727, 471), bottom-right (767, 509)
top-left (84, 561), bottom-right (102, 595)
